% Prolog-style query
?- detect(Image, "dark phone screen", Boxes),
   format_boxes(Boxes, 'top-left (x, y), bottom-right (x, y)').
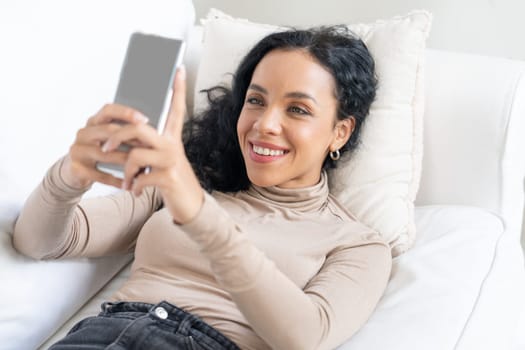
top-left (96, 33), bottom-right (185, 177)
top-left (114, 32), bottom-right (185, 129)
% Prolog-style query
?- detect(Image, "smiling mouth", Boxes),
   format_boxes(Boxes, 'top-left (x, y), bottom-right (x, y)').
top-left (252, 144), bottom-right (286, 156)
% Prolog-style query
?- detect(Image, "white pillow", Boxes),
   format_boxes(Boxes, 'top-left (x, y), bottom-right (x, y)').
top-left (0, 1), bottom-right (195, 348)
top-left (193, 9), bottom-right (431, 257)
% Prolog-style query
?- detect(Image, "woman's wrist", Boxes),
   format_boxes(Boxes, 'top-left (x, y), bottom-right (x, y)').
top-left (59, 155), bottom-right (93, 191)
top-left (170, 185), bottom-right (205, 225)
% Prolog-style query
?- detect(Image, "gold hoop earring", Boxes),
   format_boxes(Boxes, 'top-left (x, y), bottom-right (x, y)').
top-left (330, 149), bottom-right (340, 161)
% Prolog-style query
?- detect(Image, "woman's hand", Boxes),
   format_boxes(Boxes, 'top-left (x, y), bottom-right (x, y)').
top-left (100, 66), bottom-right (205, 224)
top-left (62, 104), bottom-right (150, 190)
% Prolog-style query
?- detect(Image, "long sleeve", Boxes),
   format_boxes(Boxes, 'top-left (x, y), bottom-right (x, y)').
top-left (13, 157), bottom-right (162, 259)
top-left (181, 192), bottom-right (392, 350)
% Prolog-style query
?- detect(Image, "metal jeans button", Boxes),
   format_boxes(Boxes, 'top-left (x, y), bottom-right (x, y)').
top-left (154, 306), bottom-right (168, 319)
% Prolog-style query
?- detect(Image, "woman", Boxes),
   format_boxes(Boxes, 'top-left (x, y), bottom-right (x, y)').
top-left (14, 26), bottom-right (391, 350)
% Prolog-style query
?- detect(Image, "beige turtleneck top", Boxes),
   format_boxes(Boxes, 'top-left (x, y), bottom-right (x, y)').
top-left (13, 158), bottom-right (392, 350)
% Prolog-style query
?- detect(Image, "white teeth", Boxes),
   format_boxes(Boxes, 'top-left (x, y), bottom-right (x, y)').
top-left (253, 145), bottom-right (285, 156)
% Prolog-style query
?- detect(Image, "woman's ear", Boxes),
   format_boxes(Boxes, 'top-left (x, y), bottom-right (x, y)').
top-left (330, 116), bottom-right (355, 151)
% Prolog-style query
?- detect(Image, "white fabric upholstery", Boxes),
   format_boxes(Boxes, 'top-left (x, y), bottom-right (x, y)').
top-left (0, 1), bottom-right (195, 349)
top-left (415, 48), bottom-right (525, 350)
top-left (38, 263), bottom-right (134, 349)
top-left (342, 206), bottom-right (507, 349)
top-left (1, 8), bottom-right (525, 350)
top-left (416, 49), bottom-right (525, 239)
top-left (0, 239), bottom-right (131, 350)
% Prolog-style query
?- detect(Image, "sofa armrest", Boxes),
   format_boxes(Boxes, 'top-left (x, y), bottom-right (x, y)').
top-left (416, 49), bottom-right (525, 241)
top-left (0, 2), bottom-right (196, 348)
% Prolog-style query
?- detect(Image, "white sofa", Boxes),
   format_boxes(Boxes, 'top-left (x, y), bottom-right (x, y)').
top-left (2, 4), bottom-right (525, 350)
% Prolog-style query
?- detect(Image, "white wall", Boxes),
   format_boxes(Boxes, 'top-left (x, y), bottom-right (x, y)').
top-left (193, 0), bottom-right (525, 61)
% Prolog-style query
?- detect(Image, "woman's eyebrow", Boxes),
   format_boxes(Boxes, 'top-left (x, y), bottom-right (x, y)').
top-left (248, 83), bottom-right (318, 105)
top-left (284, 92), bottom-right (318, 105)
top-left (248, 83), bottom-right (267, 94)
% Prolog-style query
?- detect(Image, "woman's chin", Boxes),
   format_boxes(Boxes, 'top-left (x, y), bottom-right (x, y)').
top-left (248, 178), bottom-right (278, 188)
top-left (246, 172), bottom-right (281, 188)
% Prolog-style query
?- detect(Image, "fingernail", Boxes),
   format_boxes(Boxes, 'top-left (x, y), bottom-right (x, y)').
top-left (101, 141), bottom-right (110, 153)
top-left (134, 112), bottom-right (149, 123)
top-left (178, 65), bottom-right (186, 80)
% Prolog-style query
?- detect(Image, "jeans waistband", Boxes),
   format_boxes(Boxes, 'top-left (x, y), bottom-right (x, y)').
top-left (101, 300), bottom-right (239, 349)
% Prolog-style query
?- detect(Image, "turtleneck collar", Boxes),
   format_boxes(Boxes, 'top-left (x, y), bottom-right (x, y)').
top-left (246, 171), bottom-right (330, 213)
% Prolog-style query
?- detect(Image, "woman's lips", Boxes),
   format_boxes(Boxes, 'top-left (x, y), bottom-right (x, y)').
top-left (248, 141), bottom-right (289, 163)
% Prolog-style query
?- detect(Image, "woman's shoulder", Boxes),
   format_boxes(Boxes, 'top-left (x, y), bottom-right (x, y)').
top-left (326, 193), bottom-right (387, 241)
top-left (326, 193), bottom-right (361, 222)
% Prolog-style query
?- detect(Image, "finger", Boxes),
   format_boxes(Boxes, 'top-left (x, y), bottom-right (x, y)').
top-left (129, 143), bottom-right (179, 167)
top-left (164, 66), bottom-right (187, 138)
top-left (121, 147), bottom-right (154, 191)
top-left (102, 123), bottom-right (160, 153)
top-left (130, 172), bottom-right (149, 197)
top-left (121, 145), bottom-right (174, 191)
top-left (130, 171), bottom-right (172, 197)
top-left (70, 143), bottom-right (129, 167)
top-left (87, 103), bottom-right (149, 127)
top-left (68, 157), bottom-right (124, 189)
top-left (75, 123), bottom-right (123, 145)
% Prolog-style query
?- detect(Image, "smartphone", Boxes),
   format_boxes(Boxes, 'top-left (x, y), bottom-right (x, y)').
top-left (96, 32), bottom-right (186, 178)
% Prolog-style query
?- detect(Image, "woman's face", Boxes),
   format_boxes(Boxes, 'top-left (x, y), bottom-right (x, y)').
top-left (237, 49), bottom-right (352, 188)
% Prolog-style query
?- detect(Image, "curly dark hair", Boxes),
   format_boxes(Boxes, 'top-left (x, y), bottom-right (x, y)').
top-left (183, 25), bottom-right (377, 193)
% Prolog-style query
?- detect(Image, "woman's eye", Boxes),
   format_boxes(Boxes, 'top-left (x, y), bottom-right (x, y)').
top-left (289, 106), bottom-right (309, 115)
top-left (246, 97), bottom-right (263, 106)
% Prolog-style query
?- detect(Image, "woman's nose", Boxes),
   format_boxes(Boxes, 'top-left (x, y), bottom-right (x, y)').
top-left (253, 106), bottom-right (282, 135)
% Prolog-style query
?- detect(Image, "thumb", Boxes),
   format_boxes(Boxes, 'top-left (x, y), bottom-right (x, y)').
top-left (164, 65), bottom-right (187, 138)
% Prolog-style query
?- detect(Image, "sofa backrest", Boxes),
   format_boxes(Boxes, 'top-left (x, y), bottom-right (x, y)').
top-left (416, 48), bottom-right (525, 240)
top-left (0, 1), bottom-right (195, 208)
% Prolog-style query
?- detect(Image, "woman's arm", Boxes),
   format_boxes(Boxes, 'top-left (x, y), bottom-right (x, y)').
top-left (13, 156), bottom-right (162, 259)
top-left (181, 193), bottom-right (392, 350)
top-left (13, 82), bottom-right (167, 259)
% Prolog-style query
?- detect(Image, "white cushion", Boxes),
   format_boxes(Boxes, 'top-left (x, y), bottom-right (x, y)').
top-left (0, 235), bottom-right (132, 350)
top-left (193, 9), bottom-right (432, 256)
top-left (39, 262), bottom-right (135, 349)
top-left (0, 1), bottom-right (195, 348)
top-left (340, 205), bottom-right (505, 349)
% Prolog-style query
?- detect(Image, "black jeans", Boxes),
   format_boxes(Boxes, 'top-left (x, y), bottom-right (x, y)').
top-left (48, 301), bottom-right (240, 350)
